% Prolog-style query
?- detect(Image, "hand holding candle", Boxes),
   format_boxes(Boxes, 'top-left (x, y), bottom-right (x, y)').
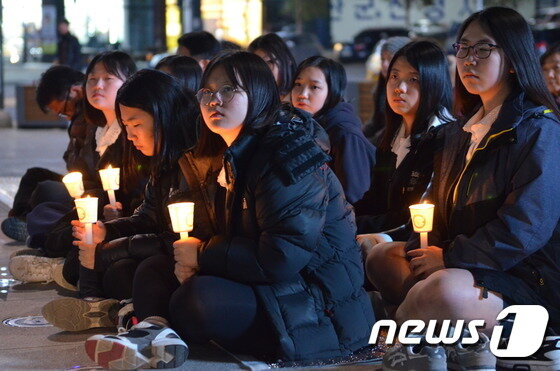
top-left (74, 195), bottom-right (98, 244)
top-left (409, 203), bottom-right (435, 249)
top-left (62, 172), bottom-right (84, 199)
top-left (99, 165), bottom-right (120, 207)
top-left (168, 202), bottom-right (194, 240)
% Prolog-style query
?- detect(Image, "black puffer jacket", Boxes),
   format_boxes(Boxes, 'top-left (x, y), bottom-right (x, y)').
top-left (197, 109), bottom-right (374, 361)
top-left (409, 92), bottom-right (560, 319)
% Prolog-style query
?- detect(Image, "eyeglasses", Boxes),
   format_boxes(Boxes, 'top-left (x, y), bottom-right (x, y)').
top-left (57, 90), bottom-right (71, 120)
top-left (452, 42), bottom-right (500, 59)
top-left (196, 85), bottom-right (242, 106)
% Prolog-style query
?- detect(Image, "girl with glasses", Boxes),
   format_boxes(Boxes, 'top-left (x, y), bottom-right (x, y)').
top-left (291, 56), bottom-right (376, 205)
top-left (376, 7), bottom-right (560, 370)
top-left (84, 51), bottom-right (374, 369)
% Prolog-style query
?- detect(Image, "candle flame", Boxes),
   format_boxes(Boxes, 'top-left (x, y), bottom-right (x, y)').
top-left (107, 165), bottom-right (112, 169)
top-left (86, 195), bottom-right (90, 198)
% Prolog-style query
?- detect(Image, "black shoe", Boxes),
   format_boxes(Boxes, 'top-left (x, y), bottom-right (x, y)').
top-left (497, 336), bottom-right (560, 370)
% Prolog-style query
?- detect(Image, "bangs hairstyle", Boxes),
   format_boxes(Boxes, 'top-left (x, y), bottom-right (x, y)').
top-left (293, 56), bottom-right (346, 120)
top-left (116, 69), bottom-right (200, 178)
top-left (248, 33), bottom-right (296, 97)
top-left (454, 7), bottom-right (559, 118)
top-left (155, 55), bottom-right (202, 94)
top-left (83, 51), bottom-right (137, 126)
top-left (197, 50), bottom-right (280, 155)
top-left (379, 39), bottom-right (453, 151)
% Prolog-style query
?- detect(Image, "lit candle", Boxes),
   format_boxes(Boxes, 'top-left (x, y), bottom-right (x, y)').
top-left (74, 195), bottom-right (98, 245)
top-left (62, 172), bottom-right (84, 199)
top-left (98, 165), bottom-right (120, 207)
top-left (168, 202), bottom-right (195, 240)
top-left (409, 203), bottom-right (435, 249)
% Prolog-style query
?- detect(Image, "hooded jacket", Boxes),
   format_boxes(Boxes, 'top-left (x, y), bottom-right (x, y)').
top-left (411, 92), bottom-right (560, 318)
top-left (197, 108), bottom-right (375, 361)
top-left (317, 102), bottom-right (376, 204)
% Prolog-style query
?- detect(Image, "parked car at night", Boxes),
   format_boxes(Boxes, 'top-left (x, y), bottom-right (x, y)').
top-left (334, 27), bottom-right (409, 62)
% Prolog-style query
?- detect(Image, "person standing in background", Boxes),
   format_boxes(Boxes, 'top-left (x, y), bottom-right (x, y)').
top-left (56, 19), bottom-right (82, 71)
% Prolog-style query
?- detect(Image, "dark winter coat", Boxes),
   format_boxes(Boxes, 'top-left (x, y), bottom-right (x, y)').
top-left (57, 32), bottom-right (82, 70)
top-left (196, 109), bottom-right (375, 361)
top-left (409, 92), bottom-right (560, 315)
top-left (354, 123), bottom-right (445, 238)
top-left (317, 102), bottom-right (376, 204)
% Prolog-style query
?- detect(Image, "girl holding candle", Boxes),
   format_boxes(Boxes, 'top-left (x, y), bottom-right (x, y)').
top-left (43, 69), bottom-right (200, 332)
top-left (291, 56), bottom-right (376, 205)
top-left (248, 32), bottom-right (296, 101)
top-left (83, 51), bottom-right (374, 370)
top-left (355, 40), bottom-right (453, 248)
top-left (9, 52), bottom-right (143, 284)
top-left (374, 8), bottom-right (560, 370)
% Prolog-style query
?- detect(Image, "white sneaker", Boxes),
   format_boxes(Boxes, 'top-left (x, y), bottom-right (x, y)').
top-left (9, 255), bottom-right (63, 283)
top-left (85, 321), bottom-right (188, 369)
top-left (383, 333), bottom-right (447, 371)
top-left (445, 329), bottom-right (496, 370)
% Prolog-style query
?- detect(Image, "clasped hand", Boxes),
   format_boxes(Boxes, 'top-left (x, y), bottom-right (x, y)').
top-left (407, 245), bottom-right (445, 280)
top-left (173, 237), bottom-right (202, 284)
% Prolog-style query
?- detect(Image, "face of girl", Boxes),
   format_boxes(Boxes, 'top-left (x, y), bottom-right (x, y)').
top-left (254, 49), bottom-right (280, 85)
top-left (386, 57), bottom-right (420, 125)
top-left (199, 66), bottom-right (249, 145)
top-left (119, 105), bottom-right (155, 156)
top-left (291, 66), bottom-right (329, 115)
top-left (86, 62), bottom-right (125, 112)
top-left (542, 53), bottom-right (560, 96)
top-left (456, 20), bottom-right (509, 101)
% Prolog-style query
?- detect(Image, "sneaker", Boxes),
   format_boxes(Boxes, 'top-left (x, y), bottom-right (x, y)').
top-left (9, 248), bottom-right (44, 259)
top-left (52, 261), bottom-right (78, 292)
top-left (116, 299), bottom-right (138, 333)
top-left (42, 297), bottom-right (119, 331)
top-left (1, 217), bottom-right (28, 242)
top-left (9, 255), bottom-right (63, 283)
top-left (85, 321), bottom-right (189, 369)
top-left (497, 336), bottom-right (560, 371)
top-left (445, 329), bottom-right (496, 370)
top-left (382, 333), bottom-right (447, 371)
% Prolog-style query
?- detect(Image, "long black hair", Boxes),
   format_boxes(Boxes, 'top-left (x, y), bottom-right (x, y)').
top-left (155, 55), bottom-right (202, 94)
top-left (454, 7), bottom-right (560, 118)
top-left (292, 56), bottom-right (346, 120)
top-left (116, 69), bottom-right (200, 178)
top-left (379, 39), bottom-right (453, 151)
top-left (248, 33), bottom-right (296, 97)
top-left (197, 51), bottom-right (281, 155)
top-left (83, 51), bottom-right (137, 127)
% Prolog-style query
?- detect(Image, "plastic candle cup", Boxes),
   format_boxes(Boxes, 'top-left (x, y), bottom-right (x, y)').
top-left (168, 202), bottom-right (195, 240)
top-left (409, 203), bottom-right (435, 249)
top-left (62, 172), bottom-right (84, 199)
top-left (99, 165), bottom-right (120, 207)
top-left (74, 195), bottom-right (98, 244)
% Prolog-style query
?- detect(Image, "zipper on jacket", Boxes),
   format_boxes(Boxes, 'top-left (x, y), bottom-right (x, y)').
top-left (452, 128), bottom-right (514, 205)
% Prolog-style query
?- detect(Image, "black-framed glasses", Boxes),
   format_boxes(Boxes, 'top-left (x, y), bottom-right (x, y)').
top-left (57, 90), bottom-right (71, 120)
top-left (452, 42), bottom-right (500, 59)
top-left (196, 85), bottom-right (242, 106)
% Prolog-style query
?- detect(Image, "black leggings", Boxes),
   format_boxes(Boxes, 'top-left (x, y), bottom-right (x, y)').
top-left (63, 247), bottom-right (138, 300)
top-left (133, 255), bottom-right (276, 356)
